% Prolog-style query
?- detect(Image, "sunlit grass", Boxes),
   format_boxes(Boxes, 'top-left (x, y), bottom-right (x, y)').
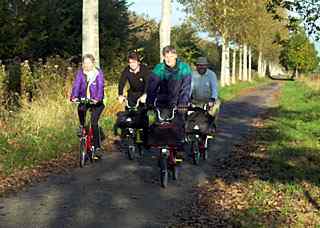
top-left (238, 79), bottom-right (320, 226)
top-left (0, 75), bottom-right (270, 175)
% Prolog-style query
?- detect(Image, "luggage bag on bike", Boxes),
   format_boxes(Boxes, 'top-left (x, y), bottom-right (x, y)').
top-left (115, 109), bottom-right (145, 129)
top-left (185, 109), bottom-right (211, 135)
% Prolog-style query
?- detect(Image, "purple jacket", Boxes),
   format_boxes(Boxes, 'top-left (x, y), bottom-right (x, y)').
top-left (70, 68), bottom-right (105, 101)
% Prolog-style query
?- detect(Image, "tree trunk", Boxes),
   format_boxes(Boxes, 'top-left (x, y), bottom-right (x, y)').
top-left (258, 50), bottom-right (263, 77)
top-left (220, 37), bottom-right (226, 87)
top-left (239, 45), bottom-right (242, 81)
top-left (243, 43), bottom-right (248, 81)
top-left (231, 48), bottom-right (236, 84)
top-left (160, 0), bottom-right (171, 61)
top-left (225, 44), bottom-right (230, 86)
top-left (82, 0), bottom-right (100, 66)
top-left (248, 46), bottom-right (252, 82)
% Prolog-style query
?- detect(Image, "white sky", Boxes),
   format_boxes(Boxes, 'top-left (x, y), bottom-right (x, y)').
top-left (127, 0), bottom-right (186, 25)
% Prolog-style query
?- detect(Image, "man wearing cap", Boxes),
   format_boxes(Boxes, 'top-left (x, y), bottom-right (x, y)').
top-left (191, 57), bottom-right (220, 133)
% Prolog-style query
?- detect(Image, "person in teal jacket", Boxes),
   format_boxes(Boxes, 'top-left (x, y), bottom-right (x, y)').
top-left (147, 45), bottom-right (192, 108)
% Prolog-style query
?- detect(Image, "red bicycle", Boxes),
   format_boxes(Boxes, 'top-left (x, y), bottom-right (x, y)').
top-left (148, 104), bottom-right (183, 188)
top-left (73, 98), bottom-right (101, 167)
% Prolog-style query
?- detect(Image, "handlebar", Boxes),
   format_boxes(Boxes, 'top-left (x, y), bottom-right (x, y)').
top-left (189, 103), bottom-right (209, 111)
top-left (124, 97), bottom-right (140, 109)
top-left (72, 97), bottom-right (96, 105)
top-left (156, 106), bottom-right (177, 122)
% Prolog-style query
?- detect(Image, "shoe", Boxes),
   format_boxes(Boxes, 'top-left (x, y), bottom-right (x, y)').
top-left (176, 151), bottom-right (184, 160)
top-left (93, 147), bottom-right (103, 160)
top-left (207, 123), bottom-right (216, 135)
top-left (77, 125), bottom-right (84, 137)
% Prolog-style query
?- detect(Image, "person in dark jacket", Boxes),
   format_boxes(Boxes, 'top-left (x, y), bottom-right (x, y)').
top-left (146, 46), bottom-right (192, 153)
top-left (147, 46), bottom-right (192, 107)
top-left (116, 52), bottom-right (150, 147)
top-left (70, 54), bottom-right (105, 158)
top-left (118, 51), bottom-right (149, 106)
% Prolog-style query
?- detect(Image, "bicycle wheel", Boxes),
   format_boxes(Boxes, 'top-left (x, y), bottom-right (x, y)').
top-left (159, 157), bottom-right (168, 188)
top-left (204, 136), bottom-right (214, 160)
top-left (192, 140), bottom-right (200, 165)
top-left (127, 137), bottom-right (135, 160)
top-left (79, 138), bottom-right (87, 168)
top-left (172, 165), bottom-right (179, 180)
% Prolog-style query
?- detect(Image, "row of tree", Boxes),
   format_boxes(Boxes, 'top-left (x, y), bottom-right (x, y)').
top-left (0, 0), bottom-right (319, 87)
top-left (172, 0), bottom-right (319, 86)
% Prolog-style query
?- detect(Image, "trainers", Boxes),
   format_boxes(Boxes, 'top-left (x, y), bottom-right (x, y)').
top-left (77, 125), bottom-right (84, 137)
top-left (93, 147), bottom-right (103, 160)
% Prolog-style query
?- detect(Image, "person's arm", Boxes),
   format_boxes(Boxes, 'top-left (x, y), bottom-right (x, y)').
top-left (95, 70), bottom-right (105, 102)
top-left (142, 65), bottom-right (150, 95)
top-left (190, 72), bottom-right (195, 99)
top-left (70, 69), bottom-right (82, 100)
top-left (118, 69), bottom-right (127, 96)
top-left (137, 65), bottom-right (150, 103)
top-left (146, 72), bottom-right (160, 106)
top-left (209, 71), bottom-right (218, 99)
top-left (178, 74), bottom-right (192, 106)
top-left (178, 63), bottom-right (192, 106)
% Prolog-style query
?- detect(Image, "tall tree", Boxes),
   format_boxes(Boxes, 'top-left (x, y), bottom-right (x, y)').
top-left (280, 29), bottom-right (319, 74)
top-left (160, 0), bottom-right (171, 61)
top-left (83, 0), bottom-right (99, 66)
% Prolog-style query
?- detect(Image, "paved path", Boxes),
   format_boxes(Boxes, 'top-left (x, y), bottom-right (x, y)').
top-left (0, 83), bottom-right (280, 228)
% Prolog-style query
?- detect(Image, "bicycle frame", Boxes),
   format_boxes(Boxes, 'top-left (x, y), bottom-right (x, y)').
top-left (72, 97), bottom-right (98, 167)
top-left (120, 98), bottom-right (144, 160)
top-left (148, 104), bottom-right (182, 187)
top-left (186, 104), bottom-right (214, 164)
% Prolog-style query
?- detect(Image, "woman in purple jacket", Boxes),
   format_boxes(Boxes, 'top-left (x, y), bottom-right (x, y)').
top-left (70, 54), bottom-right (105, 158)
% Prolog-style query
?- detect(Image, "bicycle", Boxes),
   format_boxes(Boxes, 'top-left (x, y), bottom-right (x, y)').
top-left (186, 104), bottom-right (215, 165)
top-left (120, 98), bottom-right (145, 161)
top-left (148, 102), bottom-right (183, 188)
top-left (72, 97), bottom-right (103, 167)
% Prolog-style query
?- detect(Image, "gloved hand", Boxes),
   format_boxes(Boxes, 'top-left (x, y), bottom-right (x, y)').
top-left (138, 93), bottom-right (147, 104)
top-left (91, 99), bottom-right (98, 104)
top-left (208, 98), bottom-right (216, 107)
top-left (71, 97), bottom-right (79, 103)
top-left (177, 104), bottom-right (189, 113)
top-left (118, 95), bottom-right (126, 104)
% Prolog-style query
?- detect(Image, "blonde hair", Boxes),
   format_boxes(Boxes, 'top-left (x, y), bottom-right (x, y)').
top-left (82, 54), bottom-right (95, 63)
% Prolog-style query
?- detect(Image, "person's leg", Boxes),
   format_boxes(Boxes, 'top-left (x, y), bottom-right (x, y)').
top-left (91, 103), bottom-right (105, 150)
top-left (78, 104), bottom-right (88, 126)
top-left (77, 104), bottom-right (88, 136)
top-left (208, 100), bottom-right (221, 132)
top-left (140, 106), bottom-right (149, 149)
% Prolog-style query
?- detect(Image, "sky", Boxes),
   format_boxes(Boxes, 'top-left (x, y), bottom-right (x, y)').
top-left (128, 0), bottom-right (320, 56)
top-left (127, 0), bottom-right (186, 25)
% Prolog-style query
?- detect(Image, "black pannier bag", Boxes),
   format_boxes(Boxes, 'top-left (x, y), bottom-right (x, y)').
top-left (147, 108), bottom-right (184, 146)
top-left (185, 108), bottom-right (211, 134)
top-left (115, 109), bottom-right (146, 129)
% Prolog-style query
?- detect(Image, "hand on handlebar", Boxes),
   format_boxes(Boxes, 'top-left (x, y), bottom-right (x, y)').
top-left (137, 94), bottom-right (147, 104)
top-left (208, 98), bottom-right (216, 107)
top-left (71, 97), bottom-right (79, 103)
top-left (91, 99), bottom-right (98, 104)
top-left (118, 95), bottom-right (126, 104)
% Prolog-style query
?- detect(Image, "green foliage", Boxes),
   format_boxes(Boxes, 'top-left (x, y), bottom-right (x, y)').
top-left (267, 0), bottom-right (320, 40)
top-left (0, 0), bottom-right (130, 64)
top-left (171, 23), bottom-right (202, 65)
top-left (127, 12), bottom-right (160, 66)
top-left (280, 30), bottom-right (319, 73)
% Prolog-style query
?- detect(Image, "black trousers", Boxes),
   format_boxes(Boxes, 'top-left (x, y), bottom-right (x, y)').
top-left (78, 102), bottom-right (105, 148)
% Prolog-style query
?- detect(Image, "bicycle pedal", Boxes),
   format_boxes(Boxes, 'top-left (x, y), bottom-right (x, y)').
top-left (93, 155), bottom-right (101, 160)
